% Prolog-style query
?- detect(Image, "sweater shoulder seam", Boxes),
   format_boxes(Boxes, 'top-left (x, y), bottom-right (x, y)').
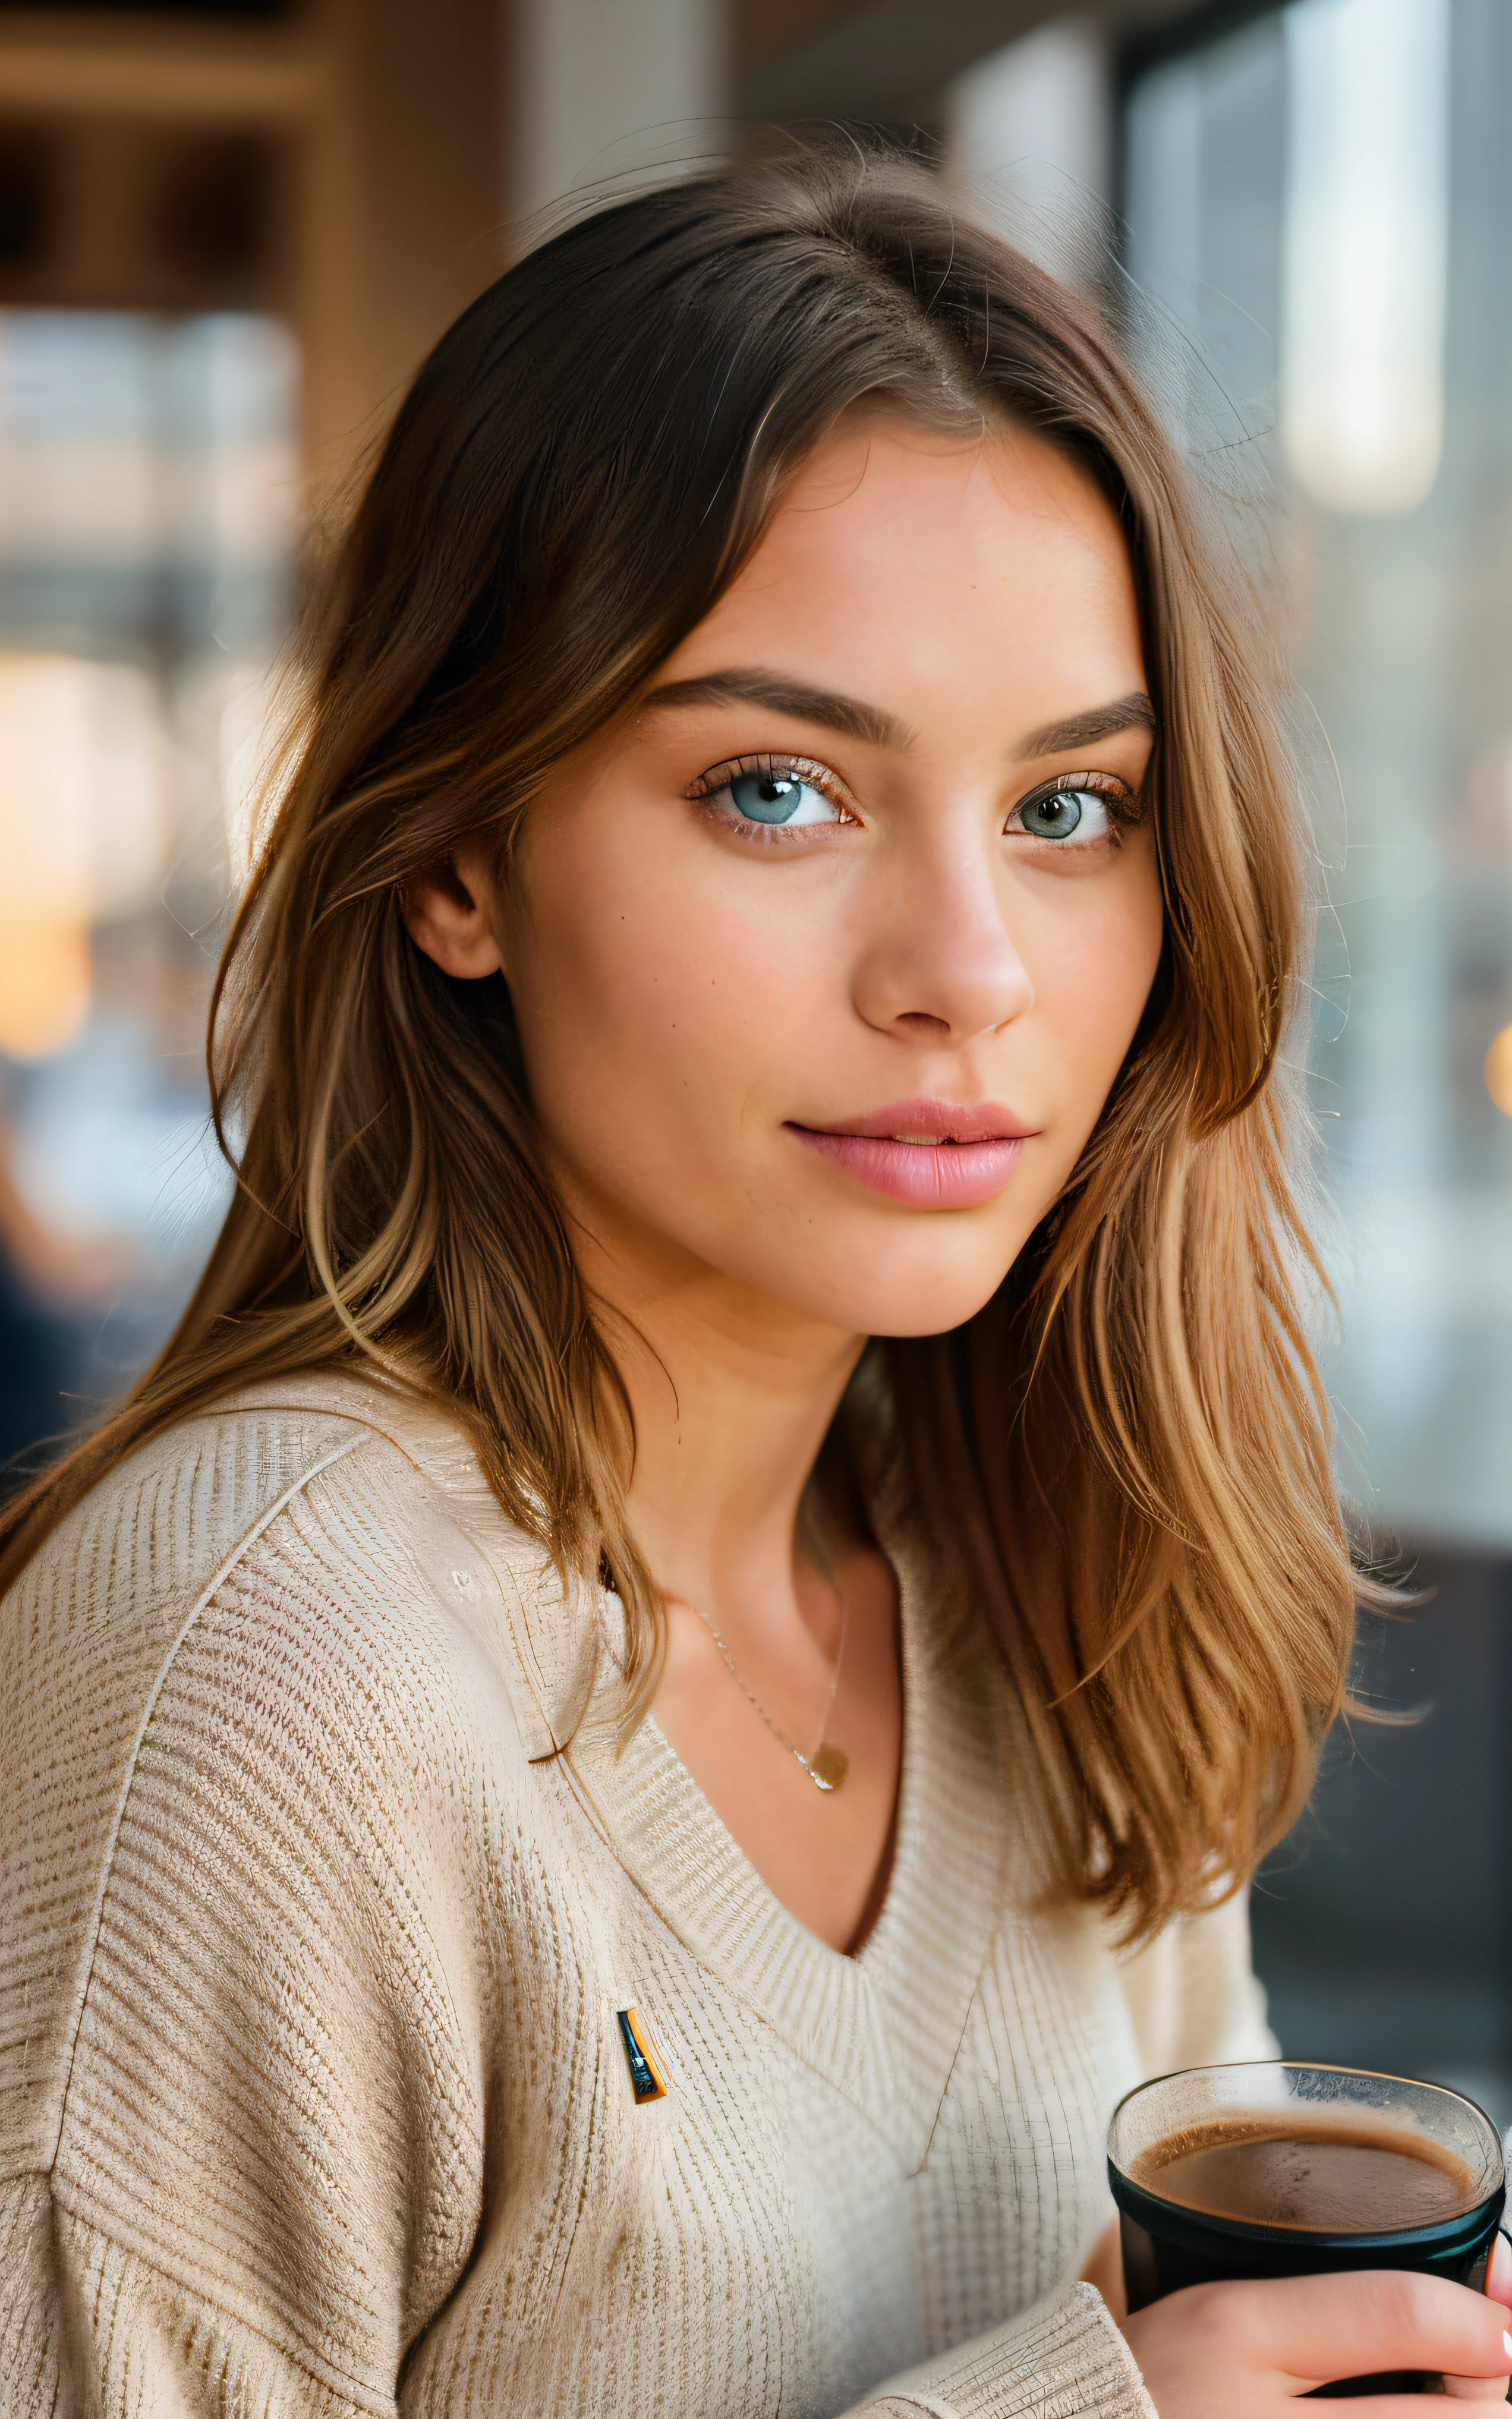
top-left (46, 1428), bottom-right (371, 2178)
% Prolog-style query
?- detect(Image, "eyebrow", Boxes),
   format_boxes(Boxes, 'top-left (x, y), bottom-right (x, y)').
top-left (1016, 692), bottom-right (1157, 758)
top-left (639, 668), bottom-right (915, 751)
top-left (639, 669), bottom-right (1157, 763)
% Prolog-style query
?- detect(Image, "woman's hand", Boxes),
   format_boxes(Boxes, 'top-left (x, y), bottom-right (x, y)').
top-left (1120, 2264), bottom-right (1512, 2412)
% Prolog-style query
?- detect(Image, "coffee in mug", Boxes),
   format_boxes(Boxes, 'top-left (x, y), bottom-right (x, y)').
top-left (1108, 2062), bottom-right (1506, 2398)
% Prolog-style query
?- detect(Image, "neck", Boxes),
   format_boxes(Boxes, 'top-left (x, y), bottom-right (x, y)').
top-left (576, 1218), bottom-right (866, 1624)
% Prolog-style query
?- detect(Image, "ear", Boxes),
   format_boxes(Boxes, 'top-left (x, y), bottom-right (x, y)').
top-left (402, 848), bottom-right (505, 981)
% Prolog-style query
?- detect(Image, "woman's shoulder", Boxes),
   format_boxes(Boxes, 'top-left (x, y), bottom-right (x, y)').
top-left (1116, 1888), bottom-right (1279, 2078)
top-left (1, 1372), bottom-right (586, 2181)
top-left (8, 1366), bottom-right (554, 1637)
top-left (3, 1369), bottom-right (585, 1778)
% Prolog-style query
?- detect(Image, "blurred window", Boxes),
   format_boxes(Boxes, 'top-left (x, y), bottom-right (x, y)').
top-left (1125, 0), bottom-right (1512, 1551)
top-left (0, 308), bottom-right (297, 1475)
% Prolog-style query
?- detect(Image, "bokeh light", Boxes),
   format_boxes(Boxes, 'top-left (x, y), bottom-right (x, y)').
top-left (1485, 1024), bottom-right (1512, 1120)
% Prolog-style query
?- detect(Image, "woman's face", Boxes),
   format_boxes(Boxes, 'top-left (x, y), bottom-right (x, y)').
top-left (421, 414), bottom-right (1164, 1341)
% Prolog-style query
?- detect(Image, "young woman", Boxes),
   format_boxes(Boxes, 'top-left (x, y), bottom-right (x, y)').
top-left (2, 140), bottom-right (1508, 2419)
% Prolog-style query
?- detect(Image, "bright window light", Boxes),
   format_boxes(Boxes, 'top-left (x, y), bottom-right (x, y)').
top-left (1281, 0), bottom-right (1451, 515)
top-left (944, 23), bottom-right (1111, 286)
top-left (0, 653), bottom-right (169, 1058)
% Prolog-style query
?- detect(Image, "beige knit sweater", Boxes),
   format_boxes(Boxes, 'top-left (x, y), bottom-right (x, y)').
top-left (1, 1374), bottom-right (1275, 2418)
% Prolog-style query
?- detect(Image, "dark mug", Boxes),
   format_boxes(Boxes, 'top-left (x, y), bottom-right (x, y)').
top-left (1107, 2061), bottom-right (1507, 2398)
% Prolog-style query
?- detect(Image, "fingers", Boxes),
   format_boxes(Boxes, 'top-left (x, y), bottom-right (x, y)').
top-left (1420, 2235), bottom-right (1512, 2395)
top-left (1119, 2270), bottom-right (1512, 2416)
top-left (1246, 2269), bottom-right (1512, 2389)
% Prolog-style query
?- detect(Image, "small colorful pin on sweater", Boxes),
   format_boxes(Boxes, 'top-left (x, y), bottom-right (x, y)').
top-left (616, 2007), bottom-right (669, 2102)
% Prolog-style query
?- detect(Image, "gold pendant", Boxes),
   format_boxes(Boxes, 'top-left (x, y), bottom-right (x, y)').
top-left (809, 1743), bottom-right (849, 1792)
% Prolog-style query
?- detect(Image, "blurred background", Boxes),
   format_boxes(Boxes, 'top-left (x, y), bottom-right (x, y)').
top-left (0, 0), bottom-right (1506, 2126)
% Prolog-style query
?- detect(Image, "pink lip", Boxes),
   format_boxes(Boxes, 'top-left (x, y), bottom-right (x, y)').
top-left (787, 1096), bottom-right (1038, 1208)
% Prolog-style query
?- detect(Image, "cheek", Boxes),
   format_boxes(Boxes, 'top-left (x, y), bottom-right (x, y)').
top-left (506, 833), bottom-right (820, 1173)
top-left (1021, 856), bottom-right (1165, 1131)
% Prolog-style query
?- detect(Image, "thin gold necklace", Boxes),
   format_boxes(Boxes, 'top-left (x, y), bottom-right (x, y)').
top-left (688, 1592), bottom-right (850, 1794)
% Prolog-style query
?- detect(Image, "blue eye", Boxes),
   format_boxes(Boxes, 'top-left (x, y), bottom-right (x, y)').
top-left (730, 771), bottom-right (804, 823)
top-left (726, 768), bottom-right (839, 827)
top-left (1015, 787), bottom-right (1111, 843)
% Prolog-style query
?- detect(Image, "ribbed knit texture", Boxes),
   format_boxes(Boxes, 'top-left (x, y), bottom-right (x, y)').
top-left (1, 1374), bottom-right (1275, 2417)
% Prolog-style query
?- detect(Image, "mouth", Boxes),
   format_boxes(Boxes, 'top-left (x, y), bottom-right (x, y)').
top-left (786, 1096), bottom-right (1039, 1209)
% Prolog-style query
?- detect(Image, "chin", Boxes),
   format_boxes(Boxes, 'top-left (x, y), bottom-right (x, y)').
top-left (753, 1230), bottom-right (1029, 1341)
top-left (846, 1293), bottom-right (1007, 1341)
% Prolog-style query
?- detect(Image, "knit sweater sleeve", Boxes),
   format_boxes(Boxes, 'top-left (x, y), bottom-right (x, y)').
top-left (2, 1446), bottom-right (496, 2418)
top-left (841, 2282), bottom-right (1155, 2418)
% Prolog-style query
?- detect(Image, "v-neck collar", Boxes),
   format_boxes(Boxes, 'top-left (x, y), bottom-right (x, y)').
top-left (228, 1370), bottom-right (1016, 2175)
top-left (499, 1461), bottom-right (1014, 2175)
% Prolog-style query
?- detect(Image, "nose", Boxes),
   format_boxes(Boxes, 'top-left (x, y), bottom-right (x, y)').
top-left (851, 826), bottom-right (1034, 1042)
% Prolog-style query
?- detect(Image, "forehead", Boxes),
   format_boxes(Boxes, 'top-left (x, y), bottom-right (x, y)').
top-left (664, 412), bottom-right (1144, 707)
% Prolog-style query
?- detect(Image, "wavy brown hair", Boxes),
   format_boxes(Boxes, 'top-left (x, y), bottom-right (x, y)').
top-left (0, 134), bottom-right (1356, 1939)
